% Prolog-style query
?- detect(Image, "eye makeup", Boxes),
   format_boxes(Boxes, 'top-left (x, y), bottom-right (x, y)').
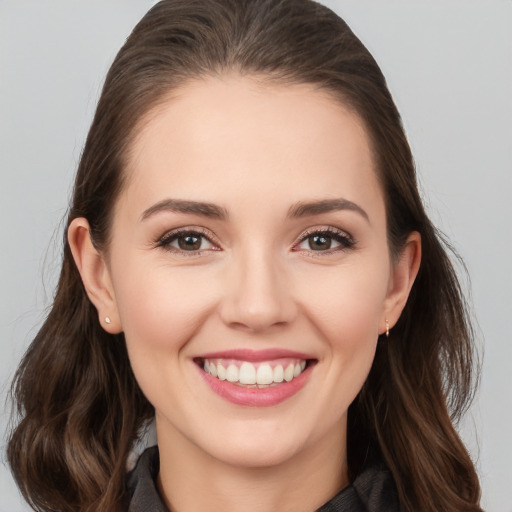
top-left (293, 226), bottom-right (356, 254)
top-left (154, 227), bottom-right (221, 256)
top-left (152, 224), bottom-right (356, 258)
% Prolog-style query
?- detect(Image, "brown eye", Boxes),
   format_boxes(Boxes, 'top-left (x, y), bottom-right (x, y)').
top-left (295, 228), bottom-right (354, 253)
top-left (157, 230), bottom-right (217, 253)
top-left (177, 234), bottom-right (202, 251)
top-left (308, 234), bottom-right (332, 251)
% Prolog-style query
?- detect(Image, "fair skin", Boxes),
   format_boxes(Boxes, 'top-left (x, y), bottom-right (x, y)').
top-left (69, 75), bottom-right (420, 512)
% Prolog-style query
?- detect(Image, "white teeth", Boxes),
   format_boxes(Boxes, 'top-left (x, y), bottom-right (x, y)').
top-left (226, 364), bottom-right (239, 383)
top-left (202, 359), bottom-right (308, 385)
top-left (239, 362), bottom-right (256, 385)
top-left (284, 364), bottom-right (294, 382)
top-left (273, 364), bottom-right (284, 383)
top-left (256, 363), bottom-right (273, 385)
top-left (217, 363), bottom-right (226, 380)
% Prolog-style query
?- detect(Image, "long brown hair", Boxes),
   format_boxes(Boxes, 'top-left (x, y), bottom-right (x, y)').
top-left (8, 1), bottom-right (482, 511)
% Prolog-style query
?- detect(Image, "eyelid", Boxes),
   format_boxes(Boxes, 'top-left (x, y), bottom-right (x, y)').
top-left (292, 226), bottom-right (355, 253)
top-left (154, 226), bottom-right (221, 254)
top-left (152, 225), bottom-right (354, 256)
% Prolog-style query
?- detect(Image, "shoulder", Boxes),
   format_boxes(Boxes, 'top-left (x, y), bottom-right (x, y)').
top-left (125, 446), bottom-right (169, 512)
top-left (317, 461), bottom-right (399, 512)
top-left (125, 447), bottom-right (398, 512)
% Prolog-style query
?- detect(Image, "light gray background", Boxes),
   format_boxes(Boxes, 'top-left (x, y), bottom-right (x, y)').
top-left (1, 1), bottom-right (511, 510)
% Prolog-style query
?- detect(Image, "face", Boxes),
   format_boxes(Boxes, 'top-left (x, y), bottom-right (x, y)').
top-left (101, 76), bottom-right (407, 470)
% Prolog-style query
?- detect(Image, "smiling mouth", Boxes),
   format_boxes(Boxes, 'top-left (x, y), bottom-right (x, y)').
top-left (195, 358), bottom-right (314, 388)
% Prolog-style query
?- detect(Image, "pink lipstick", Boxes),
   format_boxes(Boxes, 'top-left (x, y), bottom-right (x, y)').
top-left (195, 349), bottom-right (315, 407)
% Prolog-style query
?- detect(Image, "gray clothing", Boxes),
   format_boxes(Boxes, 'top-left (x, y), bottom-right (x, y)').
top-left (125, 446), bottom-right (399, 511)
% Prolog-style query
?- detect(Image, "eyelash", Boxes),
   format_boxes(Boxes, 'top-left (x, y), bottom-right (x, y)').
top-left (154, 226), bottom-right (355, 256)
top-left (155, 227), bottom-right (220, 256)
top-left (293, 227), bottom-right (355, 254)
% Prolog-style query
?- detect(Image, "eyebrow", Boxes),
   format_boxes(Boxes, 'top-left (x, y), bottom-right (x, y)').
top-left (140, 198), bottom-right (228, 221)
top-left (287, 198), bottom-right (369, 222)
top-left (140, 197), bottom-right (369, 223)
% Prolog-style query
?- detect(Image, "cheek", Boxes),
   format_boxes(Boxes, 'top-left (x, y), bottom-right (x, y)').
top-left (111, 262), bottom-right (219, 367)
top-left (295, 257), bottom-right (389, 401)
top-left (297, 258), bottom-right (389, 346)
top-left (110, 263), bottom-right (224, 416)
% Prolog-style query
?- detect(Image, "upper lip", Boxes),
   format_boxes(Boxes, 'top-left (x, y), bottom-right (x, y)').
top-left (196, 348), bottom-right (315, 362)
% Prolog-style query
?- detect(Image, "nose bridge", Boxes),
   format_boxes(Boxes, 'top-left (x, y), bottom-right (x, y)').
top-left (220, 244), bottom-right (296, 332)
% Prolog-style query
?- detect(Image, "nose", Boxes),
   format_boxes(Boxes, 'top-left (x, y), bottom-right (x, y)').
top-left (219, 250), bottom-right (297, 333)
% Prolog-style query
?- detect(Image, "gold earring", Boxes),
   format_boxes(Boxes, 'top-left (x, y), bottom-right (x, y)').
top-left (105, 316), bottom-right (112, 324)
top-left (385, 319), bottom-right (390, 338)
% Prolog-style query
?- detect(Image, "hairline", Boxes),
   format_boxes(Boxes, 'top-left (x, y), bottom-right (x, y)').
top-left (105, 70), bottom-right (393, 256)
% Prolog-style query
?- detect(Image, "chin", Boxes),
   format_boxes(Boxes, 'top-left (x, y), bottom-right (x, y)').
top-left (211, 440), bottom-right (304, 470)
top-left (196, 419), bottom-right (320, 470)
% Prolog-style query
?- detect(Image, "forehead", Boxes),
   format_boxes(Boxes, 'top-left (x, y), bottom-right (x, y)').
top-left (120, 75), bottom-right (381, 218)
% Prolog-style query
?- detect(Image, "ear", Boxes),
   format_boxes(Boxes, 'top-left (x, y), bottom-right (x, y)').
top-left (381, 231), bottom-right (421, 334)
top-left (68, 218), bottom-right (122, 333)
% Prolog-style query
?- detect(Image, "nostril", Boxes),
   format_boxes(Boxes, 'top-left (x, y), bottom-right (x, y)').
top-left (218, 271), bottom-right (297, 332)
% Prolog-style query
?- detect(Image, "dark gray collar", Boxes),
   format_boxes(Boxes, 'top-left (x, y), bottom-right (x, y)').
top-left (125, 446), bottom-right (399, 512)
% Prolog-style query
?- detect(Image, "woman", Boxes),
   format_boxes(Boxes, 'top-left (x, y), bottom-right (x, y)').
top-left (7, 0), bottom-right (482, 511)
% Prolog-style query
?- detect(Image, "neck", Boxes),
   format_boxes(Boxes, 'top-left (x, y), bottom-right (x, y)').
top-left (156, 419), bottom-right (349, 512)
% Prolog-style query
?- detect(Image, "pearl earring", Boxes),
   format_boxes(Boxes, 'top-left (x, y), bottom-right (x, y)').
top-left (105, 316), bottom-right (112, 324)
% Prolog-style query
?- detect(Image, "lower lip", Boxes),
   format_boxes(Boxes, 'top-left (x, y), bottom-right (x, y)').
top-left (197, 363), bottom-right (313, 407)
